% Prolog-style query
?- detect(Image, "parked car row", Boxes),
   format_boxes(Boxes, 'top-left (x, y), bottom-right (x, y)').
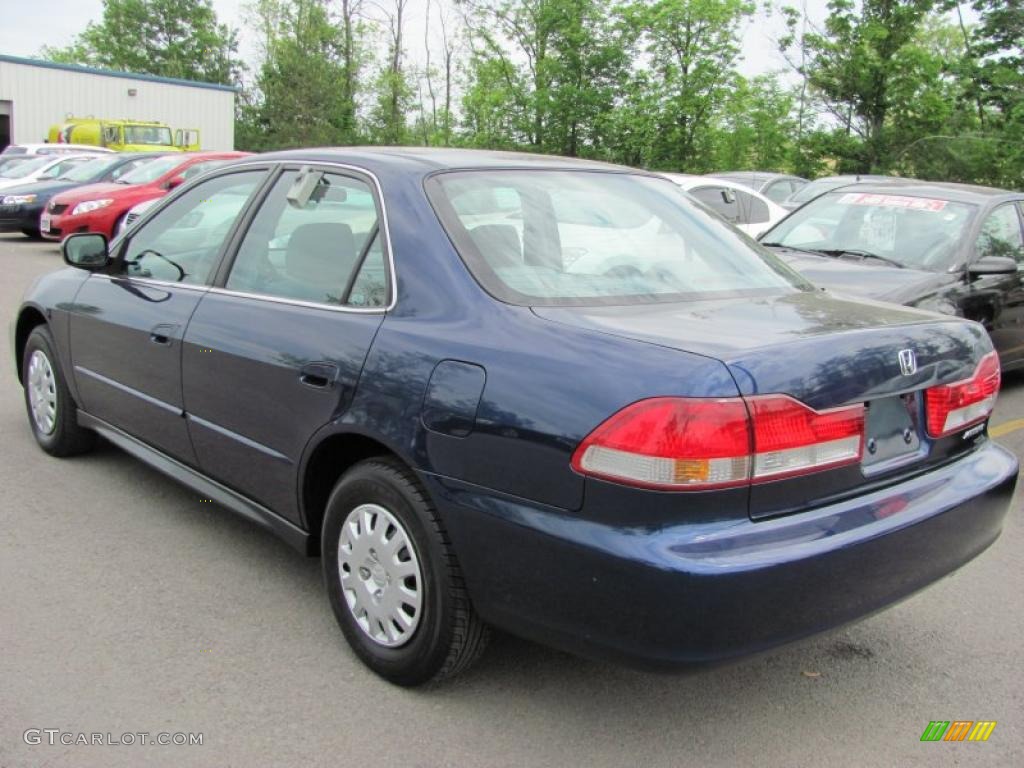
top-left (12, 147), bottom-right (1019, 686)
top-left (0, 151), bottom-right (249, 241)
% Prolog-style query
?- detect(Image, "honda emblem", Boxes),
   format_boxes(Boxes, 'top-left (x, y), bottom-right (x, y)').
top-left (898, 349), bottom-right (917, 376)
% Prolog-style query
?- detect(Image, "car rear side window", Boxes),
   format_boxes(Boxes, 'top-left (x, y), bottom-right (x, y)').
top-left (226, 169), bottom-right (385, 307)
top-left (741, 191), bottom-right (771, 224)
top-left (426, 170), bottom-right (807, 306)
top-left (690, 185), bottom-right (741, 223)
top-left (122, 170), bottom-right (265, 285)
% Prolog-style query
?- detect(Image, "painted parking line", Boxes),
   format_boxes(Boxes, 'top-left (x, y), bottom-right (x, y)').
top-left (991, 419), bottom-right (1024, 438)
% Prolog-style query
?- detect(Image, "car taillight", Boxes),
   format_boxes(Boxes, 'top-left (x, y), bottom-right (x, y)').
top-left (924, 351), bottom-right (1000, 438)
top-left (571, 395), bottom-right (865, 491)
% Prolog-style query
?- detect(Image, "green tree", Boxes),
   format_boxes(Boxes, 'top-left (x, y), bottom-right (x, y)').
top-left (368, 0), bottom-right (415, 144)
top-left (459, 0), bottom-right (631, 157)
top-left (239, 0), bottom-right (368, 150)
top-left (781, 0), bottom-right (938, 173)
top-left (624, 0), bottom-right (755, 171)
top-left (42, 0), bottom-right (241, 85)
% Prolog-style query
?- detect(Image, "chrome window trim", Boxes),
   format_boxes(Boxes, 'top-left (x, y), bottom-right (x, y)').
top-left (211, 158), bottom-right (398, 313)
top-left (205, 285), bottom-right (388, 314)
top-left (88, 273), bottom-right (210, 293)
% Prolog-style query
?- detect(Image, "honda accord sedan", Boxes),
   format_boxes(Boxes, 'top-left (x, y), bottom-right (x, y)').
top-left (12, 149), bottom-right (1018, 686)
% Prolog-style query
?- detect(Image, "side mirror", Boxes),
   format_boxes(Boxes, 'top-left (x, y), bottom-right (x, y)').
top-left (968, 256), bottom-right (1018, 277)
top-left (63, 233), bottom-right (110, 270)
top-left (166, 175), bottom-right (185, 190)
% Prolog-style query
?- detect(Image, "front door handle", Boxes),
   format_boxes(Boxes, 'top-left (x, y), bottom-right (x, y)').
top-left (299, 361), bottom-right (339, 389)
top-left (150, 323), bottom-right (179, 346)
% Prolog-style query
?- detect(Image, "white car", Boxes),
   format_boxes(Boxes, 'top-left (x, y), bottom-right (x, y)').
top-left (662, 173), bottom-right (788, 238)
top-left (0, 143), bottom-right (114, 157)
top-left (0, 153), bottom-right (102, 191)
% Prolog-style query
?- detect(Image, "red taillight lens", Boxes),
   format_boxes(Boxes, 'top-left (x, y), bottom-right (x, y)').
top-left (571, 395), bottom-right (865, 490)
top-left (570, 398), bottom-right (751, 489)
top-left (748, 396), bottom-right (864, 481)
top-left (924, 351), bottom-right (1000, 438)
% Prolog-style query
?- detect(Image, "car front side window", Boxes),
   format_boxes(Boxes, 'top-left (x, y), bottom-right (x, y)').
top-left (225, 169), bottom-right (383, 307)
top-left (121, 170), bottom-right (265, 285)
top-left (976, 203), bottom-right (1024, 265)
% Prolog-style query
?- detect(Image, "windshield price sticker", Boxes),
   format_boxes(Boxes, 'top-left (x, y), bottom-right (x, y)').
top-left (838, 193), bottom-right (948, 212)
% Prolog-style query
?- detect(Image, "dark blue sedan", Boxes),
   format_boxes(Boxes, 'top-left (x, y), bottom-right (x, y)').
top-left (12, 149), bottom-right (1018, 685)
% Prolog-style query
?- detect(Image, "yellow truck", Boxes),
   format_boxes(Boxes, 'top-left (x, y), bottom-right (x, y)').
top-left (47, 118), bottom-right (200, 152)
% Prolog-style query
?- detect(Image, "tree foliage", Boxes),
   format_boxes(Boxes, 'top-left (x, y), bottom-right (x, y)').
top-left (40, 0), bottom-right (1024, 187)
top-left (43, 0), bottom-right (242, 85)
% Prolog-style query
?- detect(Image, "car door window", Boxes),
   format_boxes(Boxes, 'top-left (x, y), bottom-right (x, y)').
top-left (763, 180), bottom-right (794, 204)
top-left (976, 204), bottom-right (1024, 266)
top-left (226, 169), bottom-right (383, 306)
top-left (122, 170), bottom-right (264, 285)
top-left (690, 185), bottom-right (741, 223)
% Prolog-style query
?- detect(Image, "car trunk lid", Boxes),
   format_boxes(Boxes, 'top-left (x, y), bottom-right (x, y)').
top-left (533, 289), bottom-right (995, 519)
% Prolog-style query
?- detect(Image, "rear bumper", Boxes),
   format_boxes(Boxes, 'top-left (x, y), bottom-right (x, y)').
top-left (425, 440), bottom-right (1018, 668)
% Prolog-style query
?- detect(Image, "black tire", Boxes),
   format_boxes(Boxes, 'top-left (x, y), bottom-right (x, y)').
top-left (21, 227), bottom-right (41, 239)
top-left (22, 325), bottom-right (96, 457)
top-left (322, 458), bottom-right (489, 686)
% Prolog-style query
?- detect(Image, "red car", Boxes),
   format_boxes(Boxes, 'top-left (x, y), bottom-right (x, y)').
top-left (41, 151), bottom-right (250, 241)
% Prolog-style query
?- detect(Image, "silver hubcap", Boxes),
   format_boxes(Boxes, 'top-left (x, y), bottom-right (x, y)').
top-left (337, 503), bottom-right (423, 647)
top-left (27, 350), bottom-right (57, 435)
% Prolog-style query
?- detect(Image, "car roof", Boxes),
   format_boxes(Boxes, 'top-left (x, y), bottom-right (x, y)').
top-left (3, 143), bottom-right (115, 154)
top-left (250, 147), bottom-right (644, 175)
top-left (710, 171), bottom-right (799, 184)
top-left (822, 179), bottom-right (1023, 205)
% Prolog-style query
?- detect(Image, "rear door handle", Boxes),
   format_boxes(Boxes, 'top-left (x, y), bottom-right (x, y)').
top-left (299, 362), bottom-right (339, 389)
top-left (150, 323), bottom-right (179, 345)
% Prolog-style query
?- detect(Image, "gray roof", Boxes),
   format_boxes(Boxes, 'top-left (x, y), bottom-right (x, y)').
top-left (0, 54), bottom-right (238, 93)
top-left (832, 179), bottom-right (1023, 204)
top-left (254, 147), bottom-right (645, 174)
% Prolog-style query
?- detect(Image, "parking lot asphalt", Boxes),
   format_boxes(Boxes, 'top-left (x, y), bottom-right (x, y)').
top-left (0, 233), bottom-right (1021, 768)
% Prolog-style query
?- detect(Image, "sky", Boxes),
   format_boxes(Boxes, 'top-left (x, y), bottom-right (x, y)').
top-left (0, 0), bottom-right (821, 82)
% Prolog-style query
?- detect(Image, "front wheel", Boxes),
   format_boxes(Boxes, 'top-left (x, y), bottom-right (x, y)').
top-left (322, 458), bottom-right (489, 686)
top-left (22, 326), bottom-right (95, 456)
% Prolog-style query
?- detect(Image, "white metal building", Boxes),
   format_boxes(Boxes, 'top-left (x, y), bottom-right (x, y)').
top-left (0, 54), bottom-right (236, 151)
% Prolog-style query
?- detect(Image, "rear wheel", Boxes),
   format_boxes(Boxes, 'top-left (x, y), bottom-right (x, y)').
top-left (21, 227), bottom-right (41, 239)
top-left (322, 458), bottom-right (488, 686)
top-left (22, 326), bottom-right (95, 457)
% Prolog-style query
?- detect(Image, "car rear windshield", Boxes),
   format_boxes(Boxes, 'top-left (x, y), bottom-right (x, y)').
top-left (762, 190), bottom-right (976, 271)
top-left (426, 170), bottom-right (808, 306)
top-left (117, 155), bottom-right (182, 184)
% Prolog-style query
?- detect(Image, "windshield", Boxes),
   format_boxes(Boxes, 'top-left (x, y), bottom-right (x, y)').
top-left (118, 155), bottom-right (182, 184)
top-left (762, 191), bottom-right (976, 271)
top-left (59, 156), bottom-right (123, 182)
top-left (124, 125), bottom-right (173, 146)
top-left (1, 156), bottom-right (51, 178)
top-left (426, 171), bottom-right (809, 306)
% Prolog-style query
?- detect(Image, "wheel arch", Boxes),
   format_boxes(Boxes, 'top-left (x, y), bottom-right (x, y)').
top-left (299, 430), bottom-right (415, 551)
top-left (14, 305), bottom-right (48, 383)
